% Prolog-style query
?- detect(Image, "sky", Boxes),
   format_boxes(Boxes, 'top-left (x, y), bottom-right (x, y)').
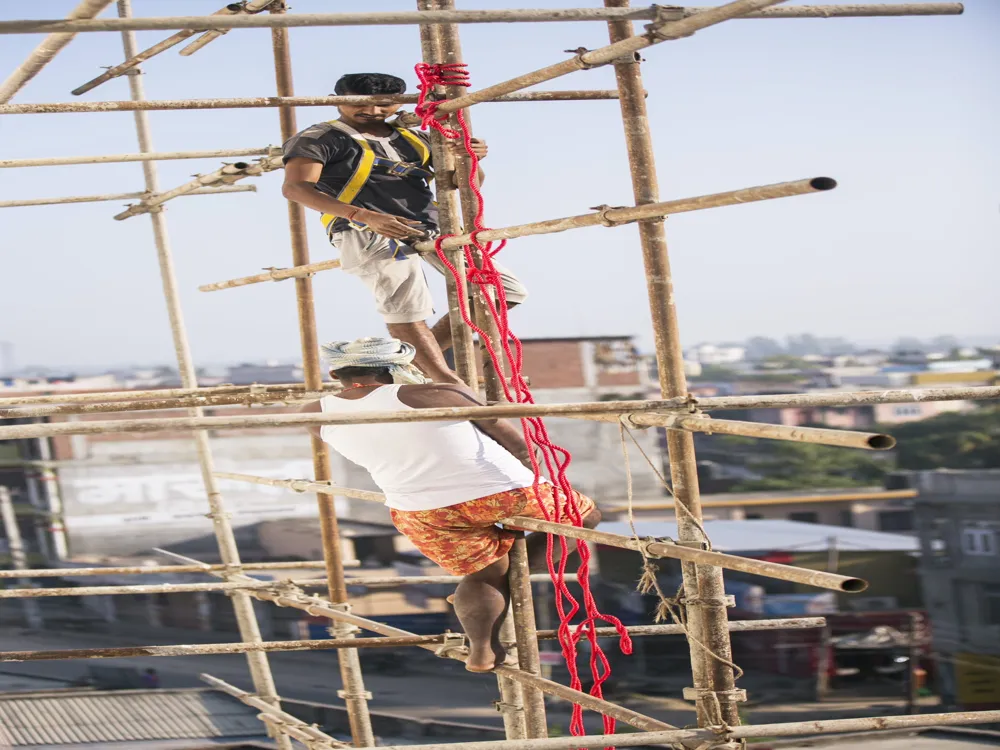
top-left (0, 0), bottom-right (998, 370)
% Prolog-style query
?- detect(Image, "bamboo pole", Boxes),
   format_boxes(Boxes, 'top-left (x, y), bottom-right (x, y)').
top-left (508, 535), bottom-right (548, 738)
top-left (434, 0), bottom-right (793, 117)
top-left (2, 383), bottom-right (994, 413)
top-left (604, 0), bottom-right (743, 725)
top-left (0, 91), bottom-right (622, 116)
top-left (587, 411), bottom-right (896, 450)
top-left (268, 4), bottom-right (375, 744)
top-left (0, 5), bottom-right (963, 35)
top-left (202, 673), bottom-right (349, 749)
top-left (0, 148), bottom-right (276, 169)
top-left (0, 382), bottom-right (329, 407)
top-left (0, 389), bottom-right (333, 419)
top-left (0, 0), bottom-right (113, 104)
top-left (0, 560), bottom-right (335, 579)
top-left (176, 0), bottom-right (281, 58)
top-left (0, 185), bottom-right (255, 209)
top-left (214, 472), bottom-right (385, 503)
top-left (196, 176), bottom-right (834, 290)
top-left (417, 0), bottom-right (478, 389)
top-left (198, 260), bottom-right (342, 292)
top-left (3, 385), bottom-right (1000, 440)
top-left (0, 487), bottom-right (43, 629)
top-left (504, 516), bottom-right (866, 592)
top-left (114, 5), bottom-right (290, 748)
top-left (0, 619), bottom-right (826, 663)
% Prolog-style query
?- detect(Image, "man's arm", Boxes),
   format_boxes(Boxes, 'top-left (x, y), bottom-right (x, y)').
top-left (282, 158), bottom-right (424, 241)
top-left (299, 399), bottom-right (324, 439)
top-left (398, 384), bottom-right (533, 468)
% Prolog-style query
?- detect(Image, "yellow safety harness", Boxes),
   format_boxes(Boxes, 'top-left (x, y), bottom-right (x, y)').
top-left (320, 120), bottom-right (432, 233)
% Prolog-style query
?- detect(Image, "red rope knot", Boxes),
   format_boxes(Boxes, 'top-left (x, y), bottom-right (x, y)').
top-left (414, 62), bottom-right (471, 132)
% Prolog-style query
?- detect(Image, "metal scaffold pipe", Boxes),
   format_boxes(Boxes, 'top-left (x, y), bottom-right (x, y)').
top-left (0, 185), bottom-right (255, 209)
top-left (0, 618), bottom-right (826, 663)
top-left (0, 5), bottom-right (964, 35)
top-left (0, 90), bottom-right (622, 116)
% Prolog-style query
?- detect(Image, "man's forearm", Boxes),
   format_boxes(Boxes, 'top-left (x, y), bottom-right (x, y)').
top-left (282, 181), bottom-right (357, 218)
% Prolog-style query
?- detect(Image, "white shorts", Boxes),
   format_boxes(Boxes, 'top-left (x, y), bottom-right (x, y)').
top-left (329, 229), bottom-right (528, 325)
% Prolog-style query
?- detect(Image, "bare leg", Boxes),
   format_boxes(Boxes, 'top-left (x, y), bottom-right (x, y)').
top-left (454, 555), bottom-right (510, 672)
top-left (386, 321), bottom-right (463, 385)
top-left (430, 315), bottom-right (453, 351)
top-left (526, 506), bottom-right (602, 573)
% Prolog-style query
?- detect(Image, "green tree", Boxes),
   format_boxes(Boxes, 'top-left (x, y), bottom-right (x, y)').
top-left (887, 407), bottom-right (1000, 470)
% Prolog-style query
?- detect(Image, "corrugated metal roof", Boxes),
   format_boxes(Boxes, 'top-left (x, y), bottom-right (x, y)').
top-left (0, 688), bottom-right (266, 747)
top-left (599, 519), bottom-right (920, 552)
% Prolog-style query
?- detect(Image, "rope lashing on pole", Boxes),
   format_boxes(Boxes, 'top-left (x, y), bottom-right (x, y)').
top-left (414, 62), bottom-right (631, 739)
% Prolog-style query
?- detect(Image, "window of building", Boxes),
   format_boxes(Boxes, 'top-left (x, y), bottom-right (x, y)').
top-left (839, 509), bottom-right (855, 528)
top-left (789, 511), bottom-right (819, 524)
top-left (983, 584), bottom-right (1000, 626)
top-left (963, 528), bottom-right (998, 557)
top-left (893, 405), bottom-right (922, 417)
top-left (878, 510), bottom-right (914, 532)
top-left (745, 513), bottom-right (763, 520)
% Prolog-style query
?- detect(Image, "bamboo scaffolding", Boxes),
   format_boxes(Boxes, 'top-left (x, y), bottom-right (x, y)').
top-left (587, 411), bottom-right (896, 450)
top-left (503, 516), bottom-right (866, 592)
top-left (0, 147), bottom-right (276, 169)
top-left (0, 619), bottom-right (826, 663)
top-left (202, 673), bottom-right (348, 749)
top-left (0, 382), bottom-right (333, 407)
top-left (214, 472), bottom-right (385, 503)
top-left (199, 176), bottom-right (835, 291)
top-left (3, 386), bottom-right (998, 440)
top-left (114, 5), bottom-right (290, 747)
top-left (0, 5), bottom-right (964, 35)
top-left (198, 260), bottom-right (342, 292)
top-left (0, 573), bottom-right (571, 599)
top-left (0, 487), bottom-right (43, 629)
top-left (0, 560), bottom-right (334, 580)
top-left (508, 536), bottom-right (548, 738)
top-left (0, 185), bottom-right (255, 209)
top-left (0, 0), bottom-right (113, 104)
top-left (0, 91), bottom-right (622, 116)
top-left (268, 4), bottom-right (375, 743)
top-left (435, 0), bottom-right (793, 118)
top-left (0, 389), bottom-right (333, 419)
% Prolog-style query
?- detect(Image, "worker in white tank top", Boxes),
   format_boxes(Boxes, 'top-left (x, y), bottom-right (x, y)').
top-left (303, 337), bottom-right (601, 673)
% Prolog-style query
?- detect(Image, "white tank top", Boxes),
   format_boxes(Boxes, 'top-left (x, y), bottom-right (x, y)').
top-left (319, 385), bottom-right (538, 511)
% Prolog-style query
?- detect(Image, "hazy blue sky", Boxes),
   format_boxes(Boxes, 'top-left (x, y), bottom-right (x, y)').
top-left (1, 1), bottom-right (997, 369)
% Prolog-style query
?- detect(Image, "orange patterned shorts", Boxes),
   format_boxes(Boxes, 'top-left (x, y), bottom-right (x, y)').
top-left (389, 484), bottom-right (596, 575)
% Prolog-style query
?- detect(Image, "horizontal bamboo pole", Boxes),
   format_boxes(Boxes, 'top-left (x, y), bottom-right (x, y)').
top-left (0, 619), bottom-right (825, 663)
top-left (0, 560), bottom-right (337, 580)
top-left (199, 259), bottom-right (342, 292)
top-left (202, 176), bottom-right (834, 290)
top-left (214, 472), bottom-right (384, 503)
top-left (435, 0), bottom-right (792, 115)
top-left (0, 185), bottom-right (255, 208)
top-left (0, 382), bottom-right (335, 407)
top-left (202, 673), bottom-right (348, 749)
top-left (315, 711), bottom-right (1000, 750)
top-left (0, 5), bottom-right (964, 34)
top-left (0, 389), bottom-right (336, 419)
top-left (0, 147), bottom-right (276, 169)
top-left (0, 572), bottom-right (569, 599)
top-left (3, 386), bottom-right (999, 440)
top-left (577, 410), bottom-right (894, 449)
top-left (503, 516), bottom-right (867, 593)
top-left (0, 90), bottom-right (622, 116)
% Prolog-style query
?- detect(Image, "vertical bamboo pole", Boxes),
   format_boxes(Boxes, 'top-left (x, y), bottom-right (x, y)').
top-left (509, 535), bottom-right (549, 737)
top-left (0, 486), bottom-right (44, 629)
top-left (603, 0), bottom-right (740, 728)
top-left (416, 1), bottom-right (478, 389)
top-left (815, 624), bottom-right (832, 701)
top-left (115, 4), bottom-right (291, 749)
top-left (267, 3), bottom-right (375, 745)
top-left (429, 0), bottom-right (507, 402)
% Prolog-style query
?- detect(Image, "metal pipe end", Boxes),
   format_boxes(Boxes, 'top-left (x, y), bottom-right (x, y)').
top-left (809, 177), bottom-right (837, 191)
top-left (842, 578), bottom-right (868, 593)
top-left (867, 434), bottom-right (896, 451)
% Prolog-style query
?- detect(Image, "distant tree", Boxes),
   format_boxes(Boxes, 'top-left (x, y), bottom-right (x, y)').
top-left (888, 407), bottom-right (1000, 470)
top-left (892, 337), bottom-right (926, 353)
top-left (817, 337), bottom-right (855, 356)
top-left (786, 334), bottom-right (822, 356)
top-left (744, 337), bottom-right (785, 361)
top-left (929, 335), bottom-right (962, 353)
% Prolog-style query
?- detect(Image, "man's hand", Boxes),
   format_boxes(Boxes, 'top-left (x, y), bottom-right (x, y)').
top-left (452, 138), bottom-right (488, 160)
top-left (357, 209), bottom-right (426, 241)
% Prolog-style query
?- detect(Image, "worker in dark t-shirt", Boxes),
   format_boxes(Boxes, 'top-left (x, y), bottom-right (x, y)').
top-left (282, 73), bottom-right (528, 386)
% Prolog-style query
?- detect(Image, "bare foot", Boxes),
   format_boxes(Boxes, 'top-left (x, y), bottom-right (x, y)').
top-left (465, 647), bottom-right (506, 673)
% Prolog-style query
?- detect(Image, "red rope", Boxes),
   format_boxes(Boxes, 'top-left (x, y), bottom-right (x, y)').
top-left (414, 63), bottom-right (633, 739)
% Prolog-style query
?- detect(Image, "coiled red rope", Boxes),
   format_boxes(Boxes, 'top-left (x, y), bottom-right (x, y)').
top-left (415, 62), bottom-right (633, 739)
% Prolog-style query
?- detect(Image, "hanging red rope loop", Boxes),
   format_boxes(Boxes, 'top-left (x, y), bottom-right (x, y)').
top-left (414, 62), bottom-right (633, 739)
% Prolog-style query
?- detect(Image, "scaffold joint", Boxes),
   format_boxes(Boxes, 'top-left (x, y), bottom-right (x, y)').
top-left (682, 687), bottom-right (748, 703)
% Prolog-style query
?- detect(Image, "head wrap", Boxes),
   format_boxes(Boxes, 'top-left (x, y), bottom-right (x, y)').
top-left (321, 336), bottom-right (430, 385)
